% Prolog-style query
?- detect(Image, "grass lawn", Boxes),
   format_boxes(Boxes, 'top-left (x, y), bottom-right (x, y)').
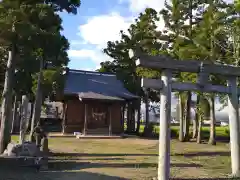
top-left (0, 135), bottom-right (233, 180)
top-left (139, 124), bottom-right (229, 134)
top-left (138, 125), bottom-right (229, 141)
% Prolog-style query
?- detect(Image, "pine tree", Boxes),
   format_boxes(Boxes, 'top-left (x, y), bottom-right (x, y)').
top-left (160, 0), bottom-right (206, 142)
top-left (0, 0), bottom-right (79, 152)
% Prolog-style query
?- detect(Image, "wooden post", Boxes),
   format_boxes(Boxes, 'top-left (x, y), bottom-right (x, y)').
top-left (83, 103), bottom-right (87, 135)
top-left (109, 106), bottom-right (112, 136)
top-left (62, 102), bottom-right (68, 134)
top-left (227, 76), bottom-right (240, 177)
top-left (126, 102), bottom-right (131, 132)
top-left (121, 103), bottom-right (126, 133)
top-left (144, 91), bottom-right (149, 132)
top-left (158, 69), bottom-right (172, 180)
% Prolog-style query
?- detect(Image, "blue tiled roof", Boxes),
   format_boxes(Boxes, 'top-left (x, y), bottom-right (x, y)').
top-left (64, 69), bottom-right (138, 101)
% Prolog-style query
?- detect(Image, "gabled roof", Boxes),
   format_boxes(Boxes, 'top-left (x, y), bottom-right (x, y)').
top-left (64, 69), bottom-right (138, 101)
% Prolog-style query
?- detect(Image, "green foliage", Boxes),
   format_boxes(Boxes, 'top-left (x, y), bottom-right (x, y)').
top-left (32, 68), bottom-right (64, 99)
top-left (0, 0), bottom-right (79, 153)
top-left (235, 0), bottom-right (240, 11)
top-left (99, 0), bottom-right (239, 113)
top-left (43, 0), bottom-right (81, 14)
top-left (98, 0), bottom-right (240, 136)
top-left (0, 0), bottom-right (76, 97)
top-left (0, 1), bottom-right (71, 100)
top-left (101, 8), bottom-right (166, 102)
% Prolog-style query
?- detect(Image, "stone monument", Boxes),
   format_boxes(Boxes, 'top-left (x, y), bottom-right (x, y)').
top-left (0, 95), bottom-right (47, 171)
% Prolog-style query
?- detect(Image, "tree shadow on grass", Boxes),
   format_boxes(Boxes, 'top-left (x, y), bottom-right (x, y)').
top-left (49, 157), bottom-right (128, 161)
top-left (170, 178), bottom-right (234, 180)
top-left (173, 151), bottom-right (230, 157)
top-left (48, 161), bottom-right (157, 171)
top-left (50, 152), bottom-right (158, 157)
top-left (47, 161), bottom-right (203, 171)
top-left (171, 163), bottom-right (202, 168)
top-left (0, 170), bottom-right (130, 180)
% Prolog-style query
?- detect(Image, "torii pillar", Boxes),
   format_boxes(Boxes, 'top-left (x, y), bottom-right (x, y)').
top-left (158, 69), bottom-right (172, 180)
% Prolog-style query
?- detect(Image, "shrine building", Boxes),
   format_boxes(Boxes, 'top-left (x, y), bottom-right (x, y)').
top-left (60, 69), bottom-right (138, 136)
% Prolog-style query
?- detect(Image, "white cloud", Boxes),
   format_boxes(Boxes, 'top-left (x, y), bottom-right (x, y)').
top-left (69, 0), bottom-right (166, 69)
top-left (119, 0), bottom-right (165, 30)
top-left (82, 65), bottom-right (101, 72)
top-left (70, 40), bottom-right (87, 46)
top-left (68, 49), bottom-right (111, 63)
top-left (78, 12), bottom-right (133, 47)
top-left (120, 0), bottom-right (165, 13)
top-left (68, 12), bottom-right (134, 68)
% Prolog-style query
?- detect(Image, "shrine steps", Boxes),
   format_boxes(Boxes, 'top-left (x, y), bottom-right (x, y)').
top-left (85, 128), bottom-right (109, 135)
top-left (76, 135), bottom-right (123, 139)
top-left (48, 132), bottom-right (124, 139)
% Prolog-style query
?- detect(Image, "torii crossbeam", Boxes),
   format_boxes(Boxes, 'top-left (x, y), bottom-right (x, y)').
top-left (136, 54), bottom-right (240, 180)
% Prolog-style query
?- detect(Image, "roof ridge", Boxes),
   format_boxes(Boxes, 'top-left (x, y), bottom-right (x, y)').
top-left (68, 69), bottom-right (116, 77)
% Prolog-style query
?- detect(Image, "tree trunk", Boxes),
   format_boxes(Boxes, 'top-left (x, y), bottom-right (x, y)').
top-left (192, 94), bottom-right (200, 139)
top-left (136, 100), bottom-right (141, 134)
top-left (0, 46), bottom-right (16, 153)
top-left (11, 95), bottom-right (18, 134)
top-left (28, 102), bottom-right (34, 131)
top-left (184, 91), bottom-right (191, 141)
top-left (29, 58), bottom-right (44, 142)
top-left (197, 115), bottom-right (202, 144)
top-left (19, 95), bottom-right (29, 144)
top-left (208, 96), bottom-right (216, 145)
top-left (144, 93), bottom-right (150, 135)
top-left (184, 0), bottom-right (193, 142)
top-left (126, 102), bottom-right (135, 133)
top-left (192, 112), bottom-right (198, 139)
top-left (178, 94), bottom-right (184, 142)
top-left (145, 94), bottom-right (149, 127)
top-left (201, 97), bottom-right (210, 121)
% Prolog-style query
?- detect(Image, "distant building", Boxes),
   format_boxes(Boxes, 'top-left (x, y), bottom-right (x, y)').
top-left (140, 101), bottom-right (230, 125)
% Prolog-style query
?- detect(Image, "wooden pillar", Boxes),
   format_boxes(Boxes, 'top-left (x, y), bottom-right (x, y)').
top-left (126, 102), bottom-right (131, 132)
top-left (121, 103), bottom-right (126, 133)
top-left (144, 91), bottom-right (149, 128)
top-left (83, 103), bottom-right (87, 135)
top-left (109, 106), bottom-right (112, 136)
top-left (62, 102), bottom-right (68, 134)
top-left (158, 69), bottom-right (172, 180)
top-left (227, 76), bottom-right (240, 177)
top-left (131, 104), bottom-right (136, 131)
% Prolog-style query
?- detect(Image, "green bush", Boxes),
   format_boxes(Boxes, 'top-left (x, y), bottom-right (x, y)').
top-left (171, 128), bottom-right (178, 138)
top-left (225, 128), bottom-right (230, 136)
top-left (143, 122), bottom-right (155, 137)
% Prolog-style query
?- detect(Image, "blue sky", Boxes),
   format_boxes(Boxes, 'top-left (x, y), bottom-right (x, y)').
top-left (59, 0), bottom-right (165, 71)
top-left (59, 0), bottom-right (233, 71)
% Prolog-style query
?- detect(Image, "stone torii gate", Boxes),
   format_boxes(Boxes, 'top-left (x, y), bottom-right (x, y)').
top-left (136, 54), bottom-right (240, 180)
